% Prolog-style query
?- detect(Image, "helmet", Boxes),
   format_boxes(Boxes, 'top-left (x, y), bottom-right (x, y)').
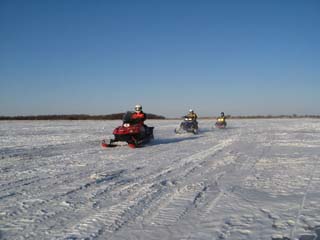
top-left (221, 112), bottom-right (225, 116)
top-left (189, 109), bottom-right (194, 113)
top-left (135, 104), bottom-right (142, 112)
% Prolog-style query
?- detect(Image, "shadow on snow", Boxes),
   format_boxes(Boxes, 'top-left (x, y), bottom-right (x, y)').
top-left (151, 136), bottom-right (201, 145)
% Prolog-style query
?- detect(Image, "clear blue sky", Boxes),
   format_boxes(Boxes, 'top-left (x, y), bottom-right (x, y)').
top-left (1, 0), bottom-right (319, 117)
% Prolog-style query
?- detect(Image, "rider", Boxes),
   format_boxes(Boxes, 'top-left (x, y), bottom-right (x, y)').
top-left (186, 109), bottom-right (198, 121)
top-left (131, 104), bottom-right (146, 124)
top-left (131, 104), bottom-right (148, 135)
top-left (217, 112), bottom-right (226, 123)
top-left (186, 109), bottom-right (198, 129)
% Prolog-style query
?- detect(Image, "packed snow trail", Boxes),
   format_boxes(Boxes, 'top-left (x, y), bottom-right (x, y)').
top-left (0, 119), bottom-right (320, 240)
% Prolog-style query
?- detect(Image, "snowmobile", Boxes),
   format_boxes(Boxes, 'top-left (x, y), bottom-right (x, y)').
top-left (101, 111), bottom-right (154, 148)
top-left (215, 117), bottom-right (227, 129)
top-left (175, 116), bottom-right (199, 134)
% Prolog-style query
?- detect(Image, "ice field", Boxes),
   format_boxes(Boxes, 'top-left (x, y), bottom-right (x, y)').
top-left (1, 119), bottom-right (320, 240)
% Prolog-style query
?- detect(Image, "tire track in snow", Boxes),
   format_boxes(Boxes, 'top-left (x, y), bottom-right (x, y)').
top-left (63, 137), bottom-right (235, 238)
top-left (65, 182), bottom-right (161, 239)
top-left (289, 156), bottom-right (320, 239)
top-left (149, 183), bottom-right (205, 226)
top-left (152, 137), bottom-right (234, 182)
top-left (0, 144), bottom-right (100, 196)
top-left (92, 133), bottom-right (239, 237)
top-left (142, 138), bottom-right (235, 227)
top-left (3, 123), bottom-right (236, 239)
top-left (197, 131), bottom-right (272, 220)
top-left (199, 173), bottom-right (227, 217)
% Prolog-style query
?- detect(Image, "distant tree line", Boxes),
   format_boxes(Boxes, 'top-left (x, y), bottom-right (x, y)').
top-left (1, 114), bottom-right (320, 121)
top-left (228, 114), bottom-right (320, 119)
top-left (0, 113), bottom-right (166, 120)
top-left (191, 114), bottom-right (320, 119)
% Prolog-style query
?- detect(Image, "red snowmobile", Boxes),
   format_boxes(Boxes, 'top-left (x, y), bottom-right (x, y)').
top-left (101, 111), bottom-right (154, 148)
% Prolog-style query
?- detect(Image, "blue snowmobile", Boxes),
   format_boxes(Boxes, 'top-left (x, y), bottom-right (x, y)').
top-left (175, 116), bottom-right (199, 134)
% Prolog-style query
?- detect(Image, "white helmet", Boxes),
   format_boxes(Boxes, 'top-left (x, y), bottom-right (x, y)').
top-left (135, 104), bottom-right (142, 112)
top-left (189, 109), bottom-right (194, 113)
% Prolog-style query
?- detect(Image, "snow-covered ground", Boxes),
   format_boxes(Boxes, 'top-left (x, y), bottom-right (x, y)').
top-left (1, 119), bottom-right (320, 240)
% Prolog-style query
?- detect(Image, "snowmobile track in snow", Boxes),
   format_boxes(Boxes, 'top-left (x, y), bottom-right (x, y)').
top-left (2, 120), bottom-right (320, 240)
top-left (64, 137), bottom-right (236, 238)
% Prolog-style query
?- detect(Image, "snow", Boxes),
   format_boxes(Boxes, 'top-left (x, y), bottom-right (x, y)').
top-left (0, 119), bottom-right (320, 240)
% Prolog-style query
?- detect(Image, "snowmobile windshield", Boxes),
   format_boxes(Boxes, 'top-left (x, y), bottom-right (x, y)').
top-left (122, 111), bottom-right (134, 124)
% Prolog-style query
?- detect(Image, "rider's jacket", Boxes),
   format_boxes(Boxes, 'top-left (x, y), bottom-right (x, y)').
top-left (186, 112), bottom-right (198, 121)
top-left (131, 111), bottom-right (146, 124)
